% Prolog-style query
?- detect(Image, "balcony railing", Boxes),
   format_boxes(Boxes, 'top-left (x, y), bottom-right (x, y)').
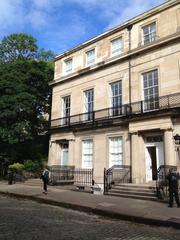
top-left (51, 92), bottom-right (180, 129)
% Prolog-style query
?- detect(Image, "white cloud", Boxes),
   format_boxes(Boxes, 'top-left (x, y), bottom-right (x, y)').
top-left (0, 0), bottom-right (25, 33)
top-left (0, 0), bottom-right (167, 52)
top-left (26, 9), bottom-right (49, 29)
top-left (107, 0), bottom-right (167, 28)
top-left (67, 0), bottom-right (167, 28)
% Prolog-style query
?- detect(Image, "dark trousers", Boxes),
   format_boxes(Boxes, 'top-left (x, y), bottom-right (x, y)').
top-left (43, 179), bottom-right (47, 192)
top-left (169, 189), bottom-right (179, 206)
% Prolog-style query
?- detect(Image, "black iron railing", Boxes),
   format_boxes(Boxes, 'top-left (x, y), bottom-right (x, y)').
top-left (73, 168), bottom-right (93, 186)
top-left (156, 165), bottom-right (179, 200)
top-left (49, 165), bottom-right (75, 185)
top-left (51, 92), bottom-right (180, 129)
top-left (49, 165), bottom-right (93, 186)
top-left (104, 165), bottom-right (131, 194)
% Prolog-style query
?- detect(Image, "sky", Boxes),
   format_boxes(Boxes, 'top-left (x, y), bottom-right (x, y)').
top-left (0, 0), bottom-right (167, 56)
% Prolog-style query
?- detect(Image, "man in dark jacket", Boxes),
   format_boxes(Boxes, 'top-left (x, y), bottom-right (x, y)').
top-left (40, 167), bottom-right (49, 194)
top-left (167, 168), bottom-right (180, 208)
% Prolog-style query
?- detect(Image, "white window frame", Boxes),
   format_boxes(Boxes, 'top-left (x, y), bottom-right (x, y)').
top-left (82, 140), bottom-right (93, 168)
top-left (142, 69), bottom-right (159, 111)
top-left (111, 37), bottom-right (123, 56)
top-left (60, 143), bottom-right (69, 166)
top-left (64, 58), bottom-right (73, 74)
top-left (84, 89), bottom-right (94, 121)
top-left (86, 48), bottom-right (95, 66)
top-left (142, 22), bottom-right (156, 45)
top-left (109, 137), bottom-right (123, 168)
top-left (61, 95), bottom-right (71, 125)
top-left (110, 80), bottom-right (122, 116)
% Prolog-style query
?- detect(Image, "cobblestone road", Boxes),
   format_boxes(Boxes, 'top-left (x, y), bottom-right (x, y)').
top-left (0, 196), bottom-right (180, 240)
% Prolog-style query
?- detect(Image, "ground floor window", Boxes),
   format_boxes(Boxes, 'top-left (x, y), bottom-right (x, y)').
top-left (60, 143), bottom-right (69, 165)
top-left (109, 137), bottom-right (123, 167)
top-left (82, 140), bottom-right (93, 168)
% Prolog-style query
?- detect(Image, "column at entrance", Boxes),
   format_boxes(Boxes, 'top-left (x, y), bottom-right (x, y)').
top-left (164, 129), bottom-right (176, 166)
top-left (48, 141), bottom-right (58, 166)
top-left (131, 132), bottom-right (144, 184)
top-left (68, 140), bottom-right (75, 166)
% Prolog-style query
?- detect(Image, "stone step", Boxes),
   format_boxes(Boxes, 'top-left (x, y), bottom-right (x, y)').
top-left (105, 192), bottom-right (158, 202)
top-left (109, 188), bottom-right (156, 197)
top-left (111, 185), bottom-right (156, 193)
top-left (115, 183), bottom-right (156, 189)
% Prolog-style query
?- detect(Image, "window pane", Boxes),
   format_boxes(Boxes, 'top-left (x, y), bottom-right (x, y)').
top-left (143, 70), bottom-right (159, 111)
top-left (84, 89), bottom-right (94, 121)
top-left (64, 59), bottom-right (72, 73)
top-left (110, 81), bottom-right (122, 116)
top-left (111, 37), bottom-right (123, 56)
top-left (142, 22), bottom-right (156, 44)
top-left (86, 49), bottom-right (95, 66)
top-left (82, 140), bottom-right (93, 168)
top-left (109, 137), bottom-right (123, 167)
top-left (62, 96), bottom-right (71, 125)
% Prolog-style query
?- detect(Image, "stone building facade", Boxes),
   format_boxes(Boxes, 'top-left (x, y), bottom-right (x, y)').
top-left (48, 0), bottom-right (180, 189)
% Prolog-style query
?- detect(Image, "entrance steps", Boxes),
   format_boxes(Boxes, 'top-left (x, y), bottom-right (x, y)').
top-left (106, 183), bottom-right (158, 201)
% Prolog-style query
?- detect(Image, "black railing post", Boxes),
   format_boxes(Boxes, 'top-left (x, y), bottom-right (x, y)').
top-left (140, 101), bottom-right (143, 113)
top-left (68, 115), bottom-right (70, 126)
top-left (167, 95), bottom-right (170, 108)
top-left (92, 111), bottom-right (95, 123)
top-left (124, 105), bottom-right (127, 116)
top-left (104, 168), bottom-right (106, 194)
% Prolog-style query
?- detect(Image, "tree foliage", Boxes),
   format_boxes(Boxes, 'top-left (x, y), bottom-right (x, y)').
top-left (0, 33), bottom-right (54, 170)
top-left (0, 33), bottom-right (55, 62)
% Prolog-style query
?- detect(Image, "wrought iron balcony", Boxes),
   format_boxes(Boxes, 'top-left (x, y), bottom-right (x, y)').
top-left (51, 92), bottom-right (180, 130)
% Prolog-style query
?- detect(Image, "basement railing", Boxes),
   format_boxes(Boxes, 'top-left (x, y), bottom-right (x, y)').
top-left (49, 165), bottom-right (93, 186)
top-left (51, 92), bottom-right (180, 129)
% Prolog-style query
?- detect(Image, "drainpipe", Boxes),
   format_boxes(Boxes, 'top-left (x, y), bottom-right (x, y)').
top-left (127, 24), bottom-right (133, 183)
top-left (127, 24), bottom-right (133, 105)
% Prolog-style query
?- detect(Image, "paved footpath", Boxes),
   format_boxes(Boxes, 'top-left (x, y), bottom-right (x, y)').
top-left (0, 181), bottom-right (180, 229)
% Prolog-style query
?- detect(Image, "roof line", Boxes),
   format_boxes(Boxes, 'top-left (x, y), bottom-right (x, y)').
top-left (55, 0), bottom-right (178, 61)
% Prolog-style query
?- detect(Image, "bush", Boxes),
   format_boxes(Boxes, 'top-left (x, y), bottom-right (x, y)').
top-left (24, 160), bottom-right (41, 174)
top-left (8, 162), bottom-right (25, 182)
top-left (9, 162), bottom-right (24, 171)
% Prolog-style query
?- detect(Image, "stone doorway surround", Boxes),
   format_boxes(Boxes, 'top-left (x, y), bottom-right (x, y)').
top-left (129, 116), bottom-right (176, 184)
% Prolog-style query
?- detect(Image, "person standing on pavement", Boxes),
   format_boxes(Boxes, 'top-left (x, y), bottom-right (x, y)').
top-left (167, 168), bottom-right (180, 208)
top-left (41, 167), bottom-right (49, 194)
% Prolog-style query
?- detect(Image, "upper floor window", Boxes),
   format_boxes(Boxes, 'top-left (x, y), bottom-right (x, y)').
top-left (110, 81), bottom-right (122, 116)
top-left (64, 58), bottom-right (73, 74)
top-left (62, 95), bottom-right (71, 125)
top-left (142, 69), bottom-right (159, 111)
top-left (84, 89), bottom-right (94, 121)
top-left (142, 22), bottom-right (156, 45)
top-left (111, 37), bottom-right (123, 56)
top-left (82, 139), bottom-right (93, 168)
top-left (86, 49), bottom-right (95, 66)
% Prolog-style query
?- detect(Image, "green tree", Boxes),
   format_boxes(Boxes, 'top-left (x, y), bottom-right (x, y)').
top-left (0, 60), bottom-right (53, 164)
top-left (0, 33), bottom-right (55, 62)
top-left (0, 33), bottom-right (54, 171)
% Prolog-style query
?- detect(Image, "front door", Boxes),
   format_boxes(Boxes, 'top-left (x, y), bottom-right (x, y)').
top-left (61, 143), bottom-right (69, 166)
top-left (145, 142), bottom-right (164, 182)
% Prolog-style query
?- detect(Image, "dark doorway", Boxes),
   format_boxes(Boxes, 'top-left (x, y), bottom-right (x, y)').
top-left (147, 146), bottom-right (157, 180)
